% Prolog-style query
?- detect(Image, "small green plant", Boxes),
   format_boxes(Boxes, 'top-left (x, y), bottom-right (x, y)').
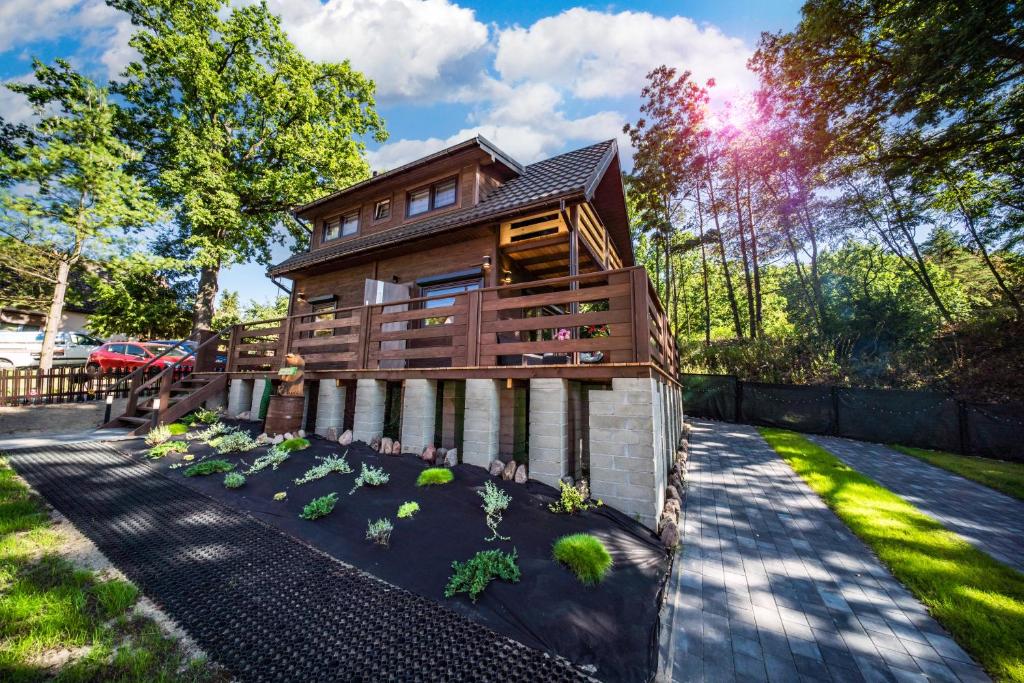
top-left (397, 501), bottom-right (420, 519)
top-left (479, 480), bottom-right (511, 542)
top-left (145, 424), bottom-right (172, 447)
top-left (210, 430), bottom-right (259, 454)
top-left (444, 549), bottom-right (521, 602)
top-left (548, 481), bottom-right (597, 514)
top-left (167, 422), bottom-right (189, 435)
top-left (196, 422), bottom-right (230, 443)
top-left (365, 518), bottom-right (393, 546)
top-left (273, 491), bottom-right (287, 501)
top-left (300, 493), bottom-right (338, 520)
top-left (192, 408), bottom-right (220, 424)
top-left (552, 533), bottom-right (612, 585)
top-left (416, 467), bottom-right (453, 487)
top-left (147, 440), bottom-right (188, 459)
top-left (245, 444), bottom-right (291, 474)
top-left (279, 437), bottom-right (310, 452)
top-left (223, 472), bottom-right (246, 489)
top-left (183, 459), bottom-right (235, 477)
top-left (294, 452), bottom-right (352, 485)
top-left (349, 463), bottom-right (389, 495)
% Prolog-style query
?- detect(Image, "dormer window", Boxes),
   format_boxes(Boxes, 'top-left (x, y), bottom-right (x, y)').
top-left (323, 210), bottom-right (359, 242)
top-left (407, 176), bottom-right (458, 217)
top-left (374, 199), bottom-right (391, 221)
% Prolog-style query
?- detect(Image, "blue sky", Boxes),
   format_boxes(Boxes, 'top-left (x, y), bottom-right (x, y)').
top-left (0, 0), bottom-right (804, 305)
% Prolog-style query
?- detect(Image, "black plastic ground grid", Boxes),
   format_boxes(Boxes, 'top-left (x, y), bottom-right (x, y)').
top-left (4, 442), bottom-right (591, 682)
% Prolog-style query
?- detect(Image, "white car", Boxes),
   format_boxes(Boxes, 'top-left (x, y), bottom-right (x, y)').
top-left (0, 331), bottom-right (104, 368)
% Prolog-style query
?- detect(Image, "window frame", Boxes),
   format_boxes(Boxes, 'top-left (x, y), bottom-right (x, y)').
top-left (373, 198), bottom-right (392, 222)
top-left (322, 210), bottom-right (360, 243)
top-left (406, 175), bottom-right (459, 218)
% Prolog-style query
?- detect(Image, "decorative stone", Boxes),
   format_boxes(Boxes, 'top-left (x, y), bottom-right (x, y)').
top-left (489, 460), bottom-right (505, 477)
top-left (272, 434), bottom-right (284, 445)
top-left (256, 433), bottom-right (270, 444)
top-left (236, 411), bottom-right (251, 420)
top-left (380, 437), bottom-right (393, 454)
top-left (660, 520), bottom-right (680, 549)
top-left (444, 449), bottom-right (458, 468)
top-left (436, 447), bottom-right (447, 461)
top-left (297, 429), bottom-right (306, 439)
top-left (421, 445), bottom-right (436, 463)
top-left (664, 498), bottom-right (681, 521)
top-left (369, 435), bottom-right (381, 451)
top-left (559, 474), bottom-right (575, 487)
top-left (502, 460), bottom-right (517, 481)
top-left (670, 473), bottom-right (684, 491)
top-left (514, 464), bottom-right (528, 484)
top-left (390, 440), bottom-right (401, 455)
top-left (283, 432), bottom-right (294, 441)
top-left (325, 427), bottom-right (337, 442)
top-left (339, 429), bottom-right (353, 446)
top-left (666, 486), bottom-right (680, 502)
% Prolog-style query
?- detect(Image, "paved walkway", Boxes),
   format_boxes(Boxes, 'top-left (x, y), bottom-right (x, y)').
top-left (665, 420), bottom-right (988, 683)
top-left (809, 434), bottom-right (1024, 573)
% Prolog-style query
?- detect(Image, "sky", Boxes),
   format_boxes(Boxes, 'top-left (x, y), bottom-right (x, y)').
top-left (0, 0), bottom-right (804, 306)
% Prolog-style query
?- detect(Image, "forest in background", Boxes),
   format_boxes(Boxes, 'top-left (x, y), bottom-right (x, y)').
top-left (626, 1), bottom-right (1024, 403)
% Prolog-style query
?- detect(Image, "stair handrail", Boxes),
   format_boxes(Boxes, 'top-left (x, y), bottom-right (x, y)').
top-left (131, 327), bottom-right (232, 397)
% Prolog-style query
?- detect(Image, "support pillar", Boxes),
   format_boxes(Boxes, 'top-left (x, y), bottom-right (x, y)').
top-left (250, 378), bottom-right (267, 418)
top-left (400, 379), bottom-right (437, 453)
top-left (352, 379), bottom-right (386, 444)
top-left (204, 385), bottom-right (226, 412)
top-left (315, 380), bottom-right (347, 437)
top-left (463, 379), bottom-right (501, 468)
top-left (227, 379), bottom-right (253, 418)
top-left (528, 378), bottom-right (569, 487)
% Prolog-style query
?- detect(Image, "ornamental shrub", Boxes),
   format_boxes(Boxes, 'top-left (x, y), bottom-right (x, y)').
top-left (552, 533), bottom-right (612, 585)
top-left (349, 463), bottom-right (389, 495)
top-left (416, 467), bottom-right (453, 487)
top-left (183, 459), bottom-right (235, 477)
top-left (245, 444), bottom-right (291, 474)
top-left (548, 481), bottom-right (597, 514)
top-left (192, 408), bottom-right (220, 424)
top-left (445, 549), bottom-right (521, 602)
top-left (397, 501), bottom-right (420, 519)
top-left (294, 453), bottom-right (352, 484)
top-left (210, 430), bottom-right (259, 454)
top-left (300, 493), bottom-right (339, 520)
top-left (145, 425), bottom-right (172, 447)
top-left (167, 422), bottom-right (189, 435)
top-left (223, 472), bottom-right (246, 489)
top-left (147, 440), bottom-right (188, 459)
top-left (365, 518), bottom-right (393, 546)
top-left (279, 437), bottom-right (310, 452)
top-left (479, 480), bottom-right (511, 542)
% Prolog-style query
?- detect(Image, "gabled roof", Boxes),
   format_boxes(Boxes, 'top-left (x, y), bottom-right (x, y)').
top-left (271, 138), bottom-right (621, 276)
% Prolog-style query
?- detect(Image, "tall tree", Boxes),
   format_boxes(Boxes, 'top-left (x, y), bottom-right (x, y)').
top-left (113, 0), bottom-right (385, 355)
top-left (0, 60), bottom-right (158, 369)
top-left (86, 253), bottom-right (192, 339)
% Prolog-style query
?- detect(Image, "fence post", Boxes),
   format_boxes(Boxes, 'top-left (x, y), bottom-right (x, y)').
top-left (831, 386), bottom-right (840, 435)
top-left (957, 399), bottom-right (970, 455)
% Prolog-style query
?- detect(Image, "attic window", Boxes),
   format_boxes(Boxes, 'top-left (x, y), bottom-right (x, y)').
top-left (374, 199), bottom-right (391, 221)
top-left (323, 211), bottom-right (359, 242)
top-left (407, 176), bottom-right (458, 217)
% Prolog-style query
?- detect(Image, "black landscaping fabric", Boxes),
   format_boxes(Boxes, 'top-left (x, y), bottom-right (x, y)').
top-left (118, 422), bottom-right (669, 682)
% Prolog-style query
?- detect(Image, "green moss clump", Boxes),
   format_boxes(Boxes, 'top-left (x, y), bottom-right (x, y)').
top-left (167, 423), bottom-right (189, 435)
top-left (552, 533), bottom-right (612, 585)
top-left (279, 437), bottom-right (310, 452)
top-left (397, 501), bottom-right (420, 519)
top-left (183, 459), bottom-right (235, 477)
top-left (416, 468), bottom-right (453, 487)
top-left (223, 472), bottom-right (246, 489)
top-left (147, 441), bottom-right (188, 459)
top-left (445, 549), bottom-right (521, 602)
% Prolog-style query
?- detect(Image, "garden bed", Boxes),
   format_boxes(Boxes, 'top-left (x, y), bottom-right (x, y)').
top-left (127, 420), bottom-right (670, 682)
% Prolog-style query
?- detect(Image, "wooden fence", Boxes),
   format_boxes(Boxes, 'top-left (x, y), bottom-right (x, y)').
top-left (0, 366), bottom-right (190, 407)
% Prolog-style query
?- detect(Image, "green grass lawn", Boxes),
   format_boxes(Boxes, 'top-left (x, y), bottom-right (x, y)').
top-left (0, 456), bottom-right (223, 682)
top-left (892, 445), bottom-right (1024, 502)
top-left (759, 428), bottom-right (1024, 682)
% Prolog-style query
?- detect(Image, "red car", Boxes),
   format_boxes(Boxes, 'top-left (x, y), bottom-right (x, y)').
top-left (87, 342), bottom-right (194, 373)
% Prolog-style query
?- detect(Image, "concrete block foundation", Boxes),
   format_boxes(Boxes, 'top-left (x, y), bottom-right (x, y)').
top-left (462, 379), bottom-right (501, 468)
top-left (352, 379), bottom-right (386, 444)
top-left (315, 381), bottom-right (347, 438)
top-left (227, 379), bottom-right (253, 418)
top-left (400, 378), bottom-right (437, 454)
top-left (528, 378), bottom-right (569, 488)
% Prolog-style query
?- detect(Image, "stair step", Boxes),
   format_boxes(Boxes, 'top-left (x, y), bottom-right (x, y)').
top-left (118, 416), bottom-right (149, 425)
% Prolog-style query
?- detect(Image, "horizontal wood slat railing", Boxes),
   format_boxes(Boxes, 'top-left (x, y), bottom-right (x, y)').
top-left (224, 266), bottom-right (679, 377)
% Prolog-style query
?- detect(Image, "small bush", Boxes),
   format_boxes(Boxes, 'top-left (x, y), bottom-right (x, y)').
top-left (548, 481), bottom-right (597, 514)
top-left (192, 408), bottom-right (220, 424)
top-left (366, 518), bottom-right (393, 546)
top-left (167, 422), bottom-right (189, 435)
top-left (397, 501), bottom-right (420, 519)
top-left (145, 425), bottom-right (172, 447)
top-left (273, 491), bottom-right (287, 501)
top-left (183, 459), bottom-right (235, 477)
top-left (349, 463), bottom-right (389, 495)
top-left (294, 452), bottom-right (352, 485)
top-left (479, 480), bottom-right (511, 542)
top-left (300, 492), bottom-right (338, 520)
top-left (210, 430), bottom-right (258, 454)
top-left (552, 533), bottom-right (612, 585)
top-left (245, 444), bottom-right (291, 474)
top-left (416, 468), bottom-right (453, 487)
top-left (279, 437), bottom-right (310, 452)
top-left (147, 440), bottom-right (188, 459)
top-left (445, 549), bottom-right (521, 602)
top-left (223, 472), bottom-right (246, 489)
top-left (196, 422), bottom-right (230, 443)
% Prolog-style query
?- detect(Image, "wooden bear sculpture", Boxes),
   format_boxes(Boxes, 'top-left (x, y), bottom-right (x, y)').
top-left (277, 353), bottom-right (305, 397)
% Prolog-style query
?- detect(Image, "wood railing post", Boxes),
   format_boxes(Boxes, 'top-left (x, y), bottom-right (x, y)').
top-left (631, 268), bottom-right (651, 363)
top-left (356, 306), bottom-right (372, 370)
top-left (156, 369), bottom-right (173, 425)
top-left (225, 325), bottom-right (240, 373)
top-left (466, 290), bottom-right (481, 367)
top-left (125, 371), bottom-right (142, 416)
top-left (277, 316), bottom-right (293, 366)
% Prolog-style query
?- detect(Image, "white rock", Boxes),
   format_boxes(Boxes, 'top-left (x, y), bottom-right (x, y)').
top-left (339, 429), bottom-right (353, 446)
top-left (297, 429), bottom-right (306, 438)
top-left (444, 449), bottom-right (458, 467)
top-left (272, 434), bottom-right (284, 444)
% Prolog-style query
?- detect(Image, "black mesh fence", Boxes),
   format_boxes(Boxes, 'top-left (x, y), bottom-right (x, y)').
top-left (681, 373), bottom-right (1024, 462)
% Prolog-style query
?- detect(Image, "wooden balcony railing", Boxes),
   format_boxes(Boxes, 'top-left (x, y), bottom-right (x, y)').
top-left (224, 266), bottom-right (678, 377)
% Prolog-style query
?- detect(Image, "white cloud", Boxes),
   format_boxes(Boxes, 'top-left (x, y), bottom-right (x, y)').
top-left (0, 73), bottom-right (36, 125)
top-left (264, 0), bottom-right (489, 101)
top-left (495, 8), bottom-right (754, 102)
top-left (0, 0), bottom-right (80, 52)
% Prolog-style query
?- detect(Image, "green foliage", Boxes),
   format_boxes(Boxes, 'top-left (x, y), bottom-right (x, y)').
top-left (479, 481), bottom-right (512, 542)
top-left (349, 463), bottom-right (389, 495)
top-left (145, 424), bottom-right (173, 447)
top-left (223, 472), bottom-right (246, 489)
top-left (195, 422), bottom-right (230, 443)
top-left (191, 408), bottom-right (220, 425)
top-left (299, 493), bottom-right (338, 521)
top-left (183, 459), bottom-right (235, 477)
top-left (444, 549), bottom-right (521, 603)
top-left (245, 444), bottom-right (291, 475)
top-left (294, 453), bottom-right (352, 485)
top-left (167, 423), bottom-right (189, 435)
top-left (416, 467), bottom-right (453, 487)
top-left (761, 428), bottom-right (1024, 682)
top-left (397, 501), bottom-right (420, 519)
top-left (279, 437), bottom-right (310, 452)
top-left (209, 430), bottom-right (258, 454)
top-left (552, 534), bottom-right (613, 585)
top-left (365, 518), bottom-right (393, 546)
top-left (548, 481), bottom-right (597, 515)
top-left (146, 440), bottom-right (188, 459)
top-left (85, 253), bottom-right (192, 339)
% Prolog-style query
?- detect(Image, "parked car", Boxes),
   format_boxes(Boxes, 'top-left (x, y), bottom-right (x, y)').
top-left (0, 330), bottom-right (103, 368)
top-left (148, 339), bottom-right (227, 370)
top-left (86, 342), bottom-right (194, 373)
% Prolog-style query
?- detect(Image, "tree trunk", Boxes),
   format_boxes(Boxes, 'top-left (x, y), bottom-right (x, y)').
top-left (38, 258), bottom-right (71, 372)
top-left (951, 189), bottom-right (1023, 316)
top-left (705, 171), bottom-right (744, 339)
top-left (745, 173), bottom-right (763, 335)
top-left (733, 168), bottom-right (756, 338)
top-left (192, 262), bottom-right (221, 371)
top-left (695, 184), bottom-right (712, 344)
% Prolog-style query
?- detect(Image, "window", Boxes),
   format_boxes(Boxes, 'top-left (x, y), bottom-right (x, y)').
top-left (108, 343), bottom-right (125, 355)
top-left (418, 272), bottom-right (482, 326)
top-left (124, 344), bottom-right (147, 358)
top-left (322, 211), bottom-right (359, 242)
top-left (407, 176), bottom-right (458, 217)
top-left (374, 199), bottom-right (391, 221)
